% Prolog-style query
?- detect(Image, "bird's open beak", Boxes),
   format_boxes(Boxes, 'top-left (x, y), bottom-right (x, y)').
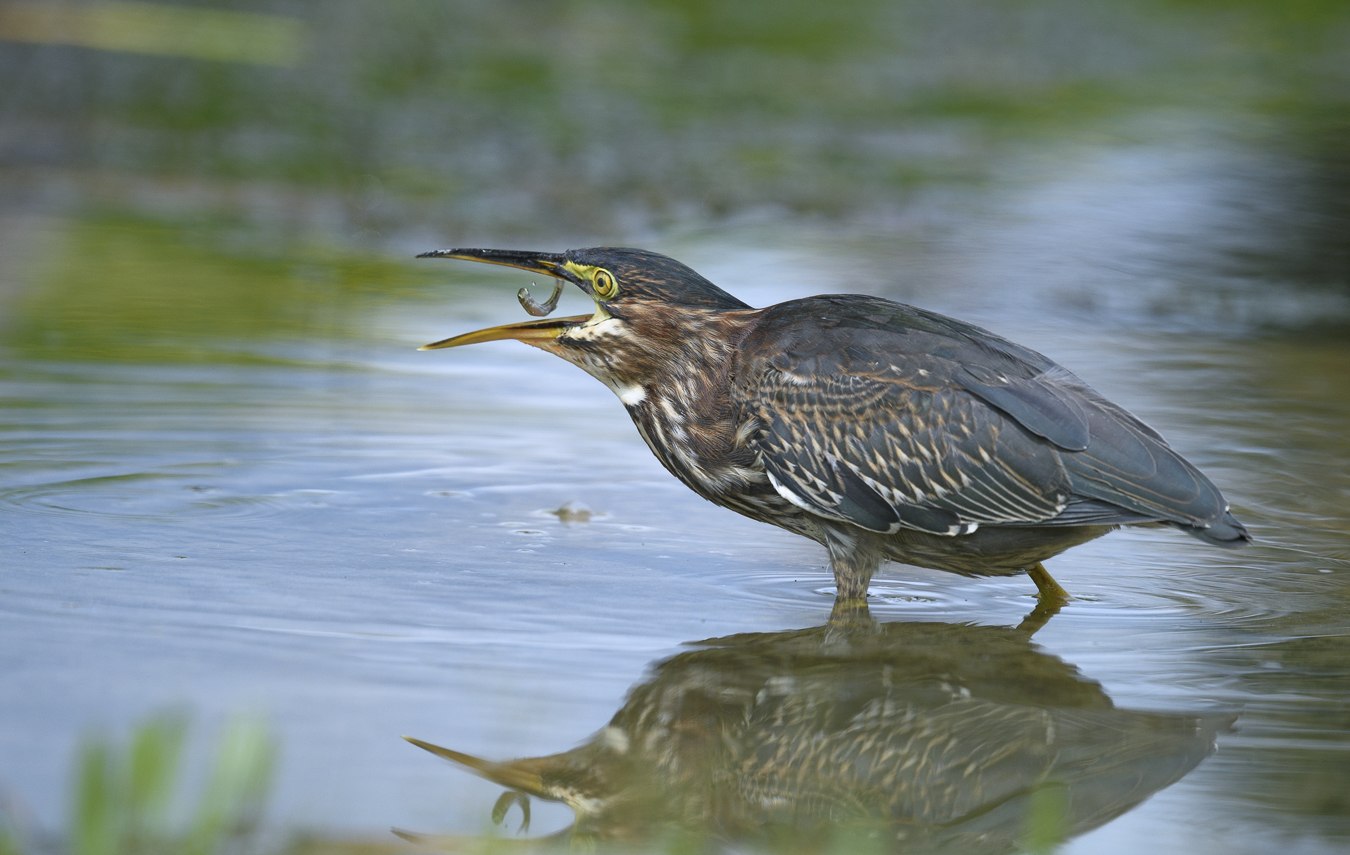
top-left (418, 314), bottom-right (587, 349)
top-left (416, 248), bottom-right (591, 350)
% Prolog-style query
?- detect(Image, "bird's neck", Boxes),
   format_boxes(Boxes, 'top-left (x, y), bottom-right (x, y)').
top-left (600, 310), bottom-right (763, 500)
top-left (570, 307), bottom-right (752, 404)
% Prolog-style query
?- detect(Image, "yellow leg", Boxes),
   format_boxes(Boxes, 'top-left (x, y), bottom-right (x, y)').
top-left (1015, 563), bottom-right (1071, 634)
top-left (1027, 562), bottom-right (1070, 606)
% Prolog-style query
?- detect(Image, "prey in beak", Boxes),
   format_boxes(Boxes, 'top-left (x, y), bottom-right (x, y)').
top-left (416, 248), bottom-right (598, 350)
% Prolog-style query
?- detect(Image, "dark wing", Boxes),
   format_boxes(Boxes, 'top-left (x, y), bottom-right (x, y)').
top-left (735, 296), bottom-right (1245, 541)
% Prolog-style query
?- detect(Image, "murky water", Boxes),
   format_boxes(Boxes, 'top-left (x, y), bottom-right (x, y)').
top-left (3, 2), bottom-right (1350, 852)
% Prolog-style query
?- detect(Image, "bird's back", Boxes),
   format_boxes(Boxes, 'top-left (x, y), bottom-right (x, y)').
top-left (733, 294), bottom-right (1249, 548)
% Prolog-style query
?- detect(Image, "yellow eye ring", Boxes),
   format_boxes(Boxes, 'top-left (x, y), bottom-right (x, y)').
top-left (592, 268), bottom-right (619, 300)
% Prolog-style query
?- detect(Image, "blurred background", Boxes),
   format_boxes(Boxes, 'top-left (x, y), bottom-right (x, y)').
top-left (1, 1), bottom-right (1348, 853)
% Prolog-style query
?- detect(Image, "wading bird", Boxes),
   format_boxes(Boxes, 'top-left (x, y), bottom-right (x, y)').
top-left (418, 247), bottom-right (1249, 608)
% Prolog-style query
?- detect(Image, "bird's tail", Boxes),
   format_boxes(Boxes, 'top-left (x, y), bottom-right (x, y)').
top-left (1181, 510), bottom-right (1252, 546)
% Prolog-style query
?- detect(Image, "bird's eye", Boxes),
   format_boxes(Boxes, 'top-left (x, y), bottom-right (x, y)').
top-left (592, 268), bottom-right (619, 300)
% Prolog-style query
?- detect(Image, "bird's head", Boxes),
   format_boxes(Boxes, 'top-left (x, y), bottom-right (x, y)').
top-left (418, 247), bottom-right (752, 390)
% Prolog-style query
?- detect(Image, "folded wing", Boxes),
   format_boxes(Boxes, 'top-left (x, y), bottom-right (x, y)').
top-left (737, 296), bottom-right (1247, 543)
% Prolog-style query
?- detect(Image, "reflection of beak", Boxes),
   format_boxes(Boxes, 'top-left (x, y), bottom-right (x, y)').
top-left (403, 735), bottom-right (546, 795)
top-left (417, 247), bottom-right (588, 350)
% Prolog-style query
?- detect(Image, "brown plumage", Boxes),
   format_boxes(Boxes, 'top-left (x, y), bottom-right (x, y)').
top-left (419, 247), bottom-right (1250, 605)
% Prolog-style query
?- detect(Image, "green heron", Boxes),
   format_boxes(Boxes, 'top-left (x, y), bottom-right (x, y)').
top-left (418, 247), bottom-right (1249, 605)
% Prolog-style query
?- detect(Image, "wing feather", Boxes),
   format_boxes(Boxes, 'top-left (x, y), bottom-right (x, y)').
top-left (751, 371), bottom-right (1068, 536)
top-left (735, 295), bottom-right (1237, 537)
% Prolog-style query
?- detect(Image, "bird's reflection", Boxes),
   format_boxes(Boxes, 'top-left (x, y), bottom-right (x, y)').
top-left (405, 616), bottom-right (1231, 853)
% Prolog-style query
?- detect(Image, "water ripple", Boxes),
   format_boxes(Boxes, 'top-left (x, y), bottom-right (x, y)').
top-left (0, 472), bottom-right (345, 521)
top-left (725, 568), bottom-right (972, 615)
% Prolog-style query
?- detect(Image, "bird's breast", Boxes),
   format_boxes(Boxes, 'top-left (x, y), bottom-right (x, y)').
top-left (619, 388), bottom-right (772, 508)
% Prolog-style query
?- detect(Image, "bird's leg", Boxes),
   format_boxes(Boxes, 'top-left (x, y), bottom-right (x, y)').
top-left (822, 527), bottom-right (882, 603)
top-left (823, 532), bottom-right (886, 644)
top-left (1015, 563), bottom-right (1071, 634)
top-left (1027, 562), bottom-right (1070, 606)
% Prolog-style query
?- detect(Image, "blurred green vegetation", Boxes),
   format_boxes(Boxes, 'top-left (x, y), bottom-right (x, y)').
top-left (0, 1), bottom-right (303, 66)
top-left (2, 213), bottom-right (447, 363)
top-left (1, 714), bottom-right (273, 855)
top-left (1022, 784), bottom-right (1069, 855)
top-left (2, 0), bottom-right (1347, 234)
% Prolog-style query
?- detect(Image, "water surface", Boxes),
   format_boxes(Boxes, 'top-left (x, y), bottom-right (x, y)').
top-left (3, 177), bottom-right (1347, 852)
top-left (2, 2), bottom-right (1349, 851)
